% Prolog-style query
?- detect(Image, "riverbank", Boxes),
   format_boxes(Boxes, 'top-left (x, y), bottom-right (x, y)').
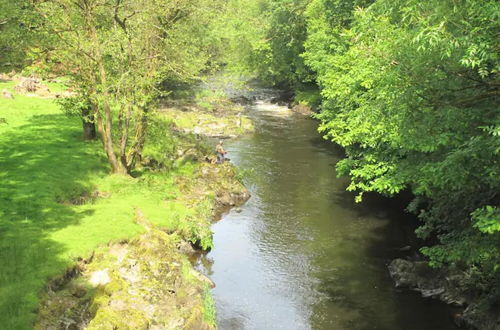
top-left (0, 78), bottom-right (250, 328)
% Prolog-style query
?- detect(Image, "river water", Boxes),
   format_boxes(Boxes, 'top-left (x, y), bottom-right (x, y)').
top-left (197, 99), bottom-right (458, 330)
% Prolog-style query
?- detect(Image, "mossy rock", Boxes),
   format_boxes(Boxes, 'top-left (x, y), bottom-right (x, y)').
top-left (88, 307), bottom-right (149, 330)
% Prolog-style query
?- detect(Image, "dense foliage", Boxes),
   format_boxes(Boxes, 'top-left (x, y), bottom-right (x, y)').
top-left (0, 0), bottom-right (38, 71)
top-left (220, 0), bottom-right (314, 88)
top-left (229, 0), bottom-right (500, 306)
top-left (308, 0), bottom-right (499, 302)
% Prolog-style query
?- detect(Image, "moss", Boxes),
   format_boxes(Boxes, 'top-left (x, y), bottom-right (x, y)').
top-left (88, 307), bottom-right (149, 330)
top-left (160, 102), bottom-right (254, 139)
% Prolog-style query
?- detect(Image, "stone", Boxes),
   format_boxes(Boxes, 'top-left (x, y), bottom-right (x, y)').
top-left (191, 270), bottom-right (215, 288)
top-left (2, 89), bottom-right (13, 99)
top-left (15, 77), bottom-right (40, 93)
top-left (90, 269), bottom-right (110, 287)
top-left (398, 245), bottom-right (412, 252)
top-left (177, 240), bottom-right (196, 255)
top-left (388, 259), bottom-right (418, 288)
top-left (230, 95), bottom-right (252, 105)
top-left (421, 288), bottom-right (445, 298)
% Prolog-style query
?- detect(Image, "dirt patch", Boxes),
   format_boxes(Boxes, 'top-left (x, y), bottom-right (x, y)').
top-left (58, 190), bottom-right (111, 206)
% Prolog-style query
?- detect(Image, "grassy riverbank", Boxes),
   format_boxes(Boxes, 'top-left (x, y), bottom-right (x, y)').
top-left (0, 80), bottom-right (249, 329)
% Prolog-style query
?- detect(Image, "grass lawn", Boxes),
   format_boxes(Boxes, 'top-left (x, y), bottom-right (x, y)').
top-left (0, 82), bottom-right (212, 329)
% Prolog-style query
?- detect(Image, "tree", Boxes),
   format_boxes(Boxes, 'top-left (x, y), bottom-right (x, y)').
top-left (0, 0), bottom-right (39, 72)
top-left (31, 0), bottom-right (224, 174)
top-left (220, 0), bottom-right (314, 88)
top-left (305, 0), bottom-right (500, 301)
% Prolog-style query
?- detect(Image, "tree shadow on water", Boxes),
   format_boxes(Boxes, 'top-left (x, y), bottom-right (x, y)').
top-left (324, 186), bottom-right (458, 329)
top-left (0, 114), bottom-right (107, 328)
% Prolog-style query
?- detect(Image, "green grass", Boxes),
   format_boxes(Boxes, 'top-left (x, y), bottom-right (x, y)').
top-left (202, 287), bottom-right (217, 327)
top-left (0, 82), bottom-right (211, 329)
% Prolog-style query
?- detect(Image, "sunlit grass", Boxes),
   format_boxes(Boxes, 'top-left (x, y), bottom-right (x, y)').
top-left (0, 82), bottom-right (207, 329)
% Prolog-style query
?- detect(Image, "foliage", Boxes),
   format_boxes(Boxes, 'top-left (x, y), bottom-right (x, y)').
top-left (28, 0), bottom-right (227, 174)
top-left (302, 0), bottom-right (500, 301)
top-left (473, 206), bottom-right (500, 235)
top-left (202, 287), bottom-right (217, 327)
top-left (220, 0), bottom-right (314, 88)
top-left (57, 94), bottom-right (92, 118)
top-left (0, 0), bottom-right (37, 71)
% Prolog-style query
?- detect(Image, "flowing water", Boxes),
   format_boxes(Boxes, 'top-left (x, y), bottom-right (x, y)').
top-left (197, 99), bottom-right (458, 330)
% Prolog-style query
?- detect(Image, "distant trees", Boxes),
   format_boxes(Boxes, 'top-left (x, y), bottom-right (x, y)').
top-left (30, 0), bottom-right (225, 174)
top-left (218, 0), bottom-right (313, 88)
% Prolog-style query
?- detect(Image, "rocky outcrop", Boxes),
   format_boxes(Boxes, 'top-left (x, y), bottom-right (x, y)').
top-left (389, 259), bottom-right (500, 329)
top-left (36, 228), bottom-right (216, 330)
top-left (389, 259), bottom-right (466, 304)
top-left (36, 158), bottom-right (248, 329)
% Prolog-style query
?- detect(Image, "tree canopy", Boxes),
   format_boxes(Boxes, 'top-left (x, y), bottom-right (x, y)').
top-left (24, 0), bottom-right (227, 173)
top-left (227, 0), bottom-right (500, 307)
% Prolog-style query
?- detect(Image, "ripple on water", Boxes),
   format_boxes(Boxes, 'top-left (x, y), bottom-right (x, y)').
top-left (199, 100), bottom-right (458, 330)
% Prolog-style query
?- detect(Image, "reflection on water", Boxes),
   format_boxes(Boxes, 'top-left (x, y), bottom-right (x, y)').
top-left (197, 101), bottom-right (458, 330)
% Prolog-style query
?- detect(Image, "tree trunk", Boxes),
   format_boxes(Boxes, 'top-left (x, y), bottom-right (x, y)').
top-left (119, 104), bottom-right (132, 170)
top-left (125, 108), bottom-right (148, 171)
top-left (88, 22), bottom-right (127, 175)
top-left (82, 106), bottom-right (96, 140)
top-left (93, 103), bottom-right (127, 175)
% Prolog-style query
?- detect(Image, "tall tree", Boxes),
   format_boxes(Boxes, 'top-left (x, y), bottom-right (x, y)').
top-left (305, 0), bottom-right (500, 301)
top-left (32, 0), bottom-right (224, 173)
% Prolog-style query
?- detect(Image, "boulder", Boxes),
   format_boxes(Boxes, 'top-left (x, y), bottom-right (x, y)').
top-left (230, 95), bottom-right (252, 105)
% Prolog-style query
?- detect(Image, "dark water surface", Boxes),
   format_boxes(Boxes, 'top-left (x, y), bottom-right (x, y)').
top-left (198, 101), bottom-right (458, 330)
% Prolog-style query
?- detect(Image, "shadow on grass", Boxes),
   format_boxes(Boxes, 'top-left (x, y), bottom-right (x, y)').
top-left (0, 114), bottom-right (107, 329)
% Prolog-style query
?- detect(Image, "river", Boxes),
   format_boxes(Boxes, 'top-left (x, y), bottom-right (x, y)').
top-left (197, 98), bottom-right (458, 330)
